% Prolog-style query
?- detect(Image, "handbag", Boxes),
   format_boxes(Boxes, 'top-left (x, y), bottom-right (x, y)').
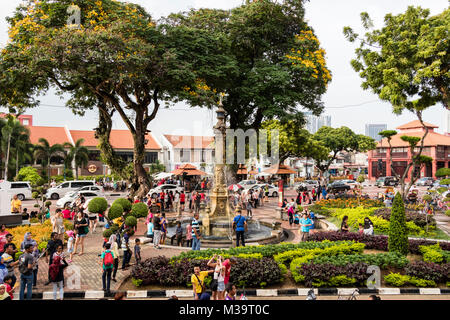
top-left (194, 274), bottom-right (206, 295)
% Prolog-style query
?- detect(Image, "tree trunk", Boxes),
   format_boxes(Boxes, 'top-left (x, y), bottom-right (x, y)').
top-left (16, 148), bottom-right (19, 178)
top-left (130, 110), bottom-right (151, 198)
top-left (72, 156), bottom-right (77, 180)
top-left (4, 134), bottom-right (11, 180)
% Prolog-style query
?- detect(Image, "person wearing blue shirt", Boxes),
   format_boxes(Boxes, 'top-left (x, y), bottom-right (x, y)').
top-left (147, 221), bottom-right (154, 242)
top-left (298, 213), bottom-right (313, 242)
top-left (233, 208), bottom-right (247, 247)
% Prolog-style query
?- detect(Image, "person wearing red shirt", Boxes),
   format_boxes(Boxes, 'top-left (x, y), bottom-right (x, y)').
top-left (180, 192), bottom-right (186, 212)
top-left (62, 206), bottom-right (71, 220)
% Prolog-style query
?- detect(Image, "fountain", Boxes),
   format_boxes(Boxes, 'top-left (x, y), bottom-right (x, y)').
top-left (164, 95), bottom-right (285, 247)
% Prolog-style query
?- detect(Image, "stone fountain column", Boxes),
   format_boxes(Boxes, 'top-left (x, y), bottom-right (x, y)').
top-left (203, 96), bottom-right (233, 237)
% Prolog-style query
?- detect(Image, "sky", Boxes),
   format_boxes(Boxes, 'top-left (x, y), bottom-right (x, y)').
top-left (0, 0), bottom-right (448, 139)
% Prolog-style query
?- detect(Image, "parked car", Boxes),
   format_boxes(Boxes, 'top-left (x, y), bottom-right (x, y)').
top-left (327, 181), bottom-right (351, 194)
top-left (237, 180), bottom-right (259, 190)
top-left (375, 176), bottom-right (399, 188)
top-left (77, 185), bottom-right (105, 197)
top-left (296, 180), bottom-right (319, 192)
top-left (416, 177), bottom-right (434, 186)
top-left (341, 179), bottom-right (358, 188)
top-left (1, 181), bottom-right (33, 201)
top-left (56, 190), bottom-right (102, 209)
top-left (148, 184), bottom-right (184, 198)
top-left (251, 184), bottom-right (278, 197)
top-left (45, 180), bottom-right (96, 200)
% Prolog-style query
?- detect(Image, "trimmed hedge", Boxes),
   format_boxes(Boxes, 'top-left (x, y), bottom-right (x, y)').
top-left (108, 204), bottom-right (124, 220)
top-left (131, 202), bottom-right (149, 218)
top-left (113, 198), bottom-right (132, 212)
top-left (88, 197), bottom-right (108, 214)
top-left (309, 252), bottom-right (409, 269)
top-left (307, 231), bottom-right (450, 254)
top-left (389, 193), bottom-right (409, 255)
top-left (405, 261), bottom-right (449, 283)
top-left (384, 273), bottom-right (436, 287)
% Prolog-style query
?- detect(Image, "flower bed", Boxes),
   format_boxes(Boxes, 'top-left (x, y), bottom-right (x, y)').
top-left (373, 208), bottom-right (437, 229)
top-left (308, 252), bottom-right (409, 269)
top-left (315, 198), bottom-right (384, 209)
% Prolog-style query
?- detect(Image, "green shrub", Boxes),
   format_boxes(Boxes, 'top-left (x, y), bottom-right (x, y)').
top-left (45, 201), bottom-right (52, 208)
top-left (125, 216), bottom-right (138, 227)
top-left (113, 198), bottom-right (132, 212)
top-left (110, 224), bottom-right (119, 233)
top-left (327, 275), bottom-right (357, 287)
top-left (16, 167), bottom-right (44, 186)
top-left (445, 210), bottom-right (450, 217)
top-left (131, 202), bottom-right (148, 218)
top-left (15, 251), bottom-right (24, 260)
top-left (103, 229), bottom-right (113, 239)
top-left (132, 278), bottom-right (143, 287)
top-left (108, 204), bottom-right (124, 220)
top-left (309, 252), bottom-right (409, 269)
top-left (278, 263), bottom-right (288, 281)
top-left (384, 273), bottom-right (409, 286)
top-left (388, 193), bottom-right (408, 255)
top-left (437, 187), bottom-right (448, 194)
top-left (88, 197), bottom-right (108, 214)
top-left (420, 244), bottom-right (447, 263)
top-left (384, 273), bottom-right (437, 287)
top-left (408, 277), bottom-right (436, 287)
top-left (435, 167), bottom-right (450, 178)
top-left (30, 218), bottom-right (39, 223)
top-left (356, 175), bottom-right (365, 183)
top-left (38, 241), bottom-right (47, 252)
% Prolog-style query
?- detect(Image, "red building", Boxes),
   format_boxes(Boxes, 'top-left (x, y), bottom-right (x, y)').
top-left (368, 120), bottom-right (450, 181)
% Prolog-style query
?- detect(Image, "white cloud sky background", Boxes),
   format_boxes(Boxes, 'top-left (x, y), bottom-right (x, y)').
top-left (0, 0), bottom-right (448, 138)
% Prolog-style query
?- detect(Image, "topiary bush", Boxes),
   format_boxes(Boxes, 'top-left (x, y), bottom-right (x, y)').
top-left (113, 198), bottom-right (132, 212)
top-left (125, 216), bottom-right (138, 228)
top-left (108, 204), bottom-right (124, 220)
top-left (440, 178), bottom-right (450, 185)
top-left (103, 229), bottom-right (113, 239)
top-left (88, 197), bottom-right (108, 214)
top-left (388, 193), bottom-right (408, 255)
top-left (131, 202), bottom-right (148, 218)
top-left (436, 167), bottom-right (450, 178)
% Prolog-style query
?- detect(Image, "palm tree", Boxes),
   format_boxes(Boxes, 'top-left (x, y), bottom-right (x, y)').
top-left (14, 135), bottom-right (33, 177)
top-left (1, 116), bottom-right (30, 180)
top-left (33, 138), bottom-right (65, 183)
top-left (64, 139), bottom-right (89, 179)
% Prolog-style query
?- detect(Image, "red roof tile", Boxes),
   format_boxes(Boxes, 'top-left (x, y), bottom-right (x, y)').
top-left (396, 120), bottom-right (438, 130)
top-left (70, 130), bottom-right (160, 150)
top-left (376, 130), bottom-right (450, 148)
top-left (28, 126), bottom-right (71, 145)
top-left (164, 135), bottom-right (214, 149)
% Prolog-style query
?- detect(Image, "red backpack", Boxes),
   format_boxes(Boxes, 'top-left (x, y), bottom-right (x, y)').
top-left (103, 251), bottom-right (114, 268)
top-left (49, 256), bottom-right (61, 282)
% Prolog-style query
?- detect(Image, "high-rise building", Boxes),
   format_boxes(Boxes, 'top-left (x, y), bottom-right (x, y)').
top-left (305, 112), bottom-right (331, 134)
top-left (365, 124), bottom-right (387, 141)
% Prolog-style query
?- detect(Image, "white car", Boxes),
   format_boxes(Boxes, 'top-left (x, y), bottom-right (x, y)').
top-left (237, 180), bottom-right (259, 190)
top-left (296, 180), bottom-right (319, 191)
top-left (56, 190), bottom-right (102, 209)
top-left (76, 185), bottom-right (105, 197)
top-left (46, 180), bottom-right (96, 200)
top-left (342, 179), bottom-right (358, 188)
top-left (251, 184), bottom-right (279, 197)
top-left (2, 181), bottom-right (32, 201)
top-left (148, 184), bottom-right (184, 197)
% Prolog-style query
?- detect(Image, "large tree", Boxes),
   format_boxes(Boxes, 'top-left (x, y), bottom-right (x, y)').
top-left (163, 0), bottom-right (332, 130)
top-left (1, 0), bottom-right (230, 196)
top-left (311, 126), bottom-right (377, 179)
top-left (344, 6), bottom-right (449, 194)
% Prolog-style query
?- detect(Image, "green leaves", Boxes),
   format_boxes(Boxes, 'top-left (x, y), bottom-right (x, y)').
top-left (344, 6), bottom-right (449, 112)
top-left (388, 193), bottom-right (409, 255)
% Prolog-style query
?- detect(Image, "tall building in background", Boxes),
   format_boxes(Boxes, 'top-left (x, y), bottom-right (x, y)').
top-left (365, 124), bottom-right (387, 141)
top-left (305, 112), bottom-right (331, 134)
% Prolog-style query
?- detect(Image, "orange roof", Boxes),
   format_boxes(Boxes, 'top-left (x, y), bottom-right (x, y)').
top-left (396, 120), bottom-right (438, 130)
top-left (377, 130), bottom-right (450, 148)
top-left (164, 135), bottom-right (214, 149)
top-left (263, 164), bottom-right (296, 175)
top-left (70, 130), bottom-right (160, 150)
top-left (28, 126), bottom-right (71, 145)
top-left (171, 164), bottom-right (207, 176)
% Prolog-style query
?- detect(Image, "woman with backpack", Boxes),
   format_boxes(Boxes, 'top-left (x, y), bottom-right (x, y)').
top-left (49, 249), bottom-right (68, 300)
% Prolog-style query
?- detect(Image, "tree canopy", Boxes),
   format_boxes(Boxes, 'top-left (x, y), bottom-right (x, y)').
top-left (163, 0), bottom-right (332, 130)
top-left (1, 0), bottom-right (231, 195)
top-left (344, 6), bottom-right (449, 113)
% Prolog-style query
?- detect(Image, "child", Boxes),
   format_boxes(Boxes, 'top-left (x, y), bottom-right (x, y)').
top-left (66, 231), bottom-right (75, 263)
top-left (134, 239), bottom-right (141, 265)
top-left (294, 211), bottom-right (300, 226)
top-left (2, 275), bottom-right (15, 300)
top-left (175, 222), bottom-right (183, 246)
top-left (358, 223), bottom-right (364, 235)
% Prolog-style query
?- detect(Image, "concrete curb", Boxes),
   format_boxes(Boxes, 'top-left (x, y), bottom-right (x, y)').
top-left (16, 287), bottom-right (450, 300)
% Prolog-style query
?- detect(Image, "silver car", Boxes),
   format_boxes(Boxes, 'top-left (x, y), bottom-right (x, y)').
top-left (416, 177), bottom-right (434, 186)
top-left (297, 180), bottom-right (319, 191)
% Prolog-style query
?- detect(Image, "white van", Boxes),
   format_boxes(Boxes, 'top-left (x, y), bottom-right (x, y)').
top-left (0, 181), bottom-right (33, 201)
top-left (45, 180), bottom-right (96, 200)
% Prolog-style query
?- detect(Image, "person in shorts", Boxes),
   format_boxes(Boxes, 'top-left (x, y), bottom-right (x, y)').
top-left (88, 210), bottom-right (98, 233)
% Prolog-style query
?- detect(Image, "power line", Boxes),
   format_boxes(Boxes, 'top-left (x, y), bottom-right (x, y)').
top-left (325, 99), bottom-right (380, 109)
